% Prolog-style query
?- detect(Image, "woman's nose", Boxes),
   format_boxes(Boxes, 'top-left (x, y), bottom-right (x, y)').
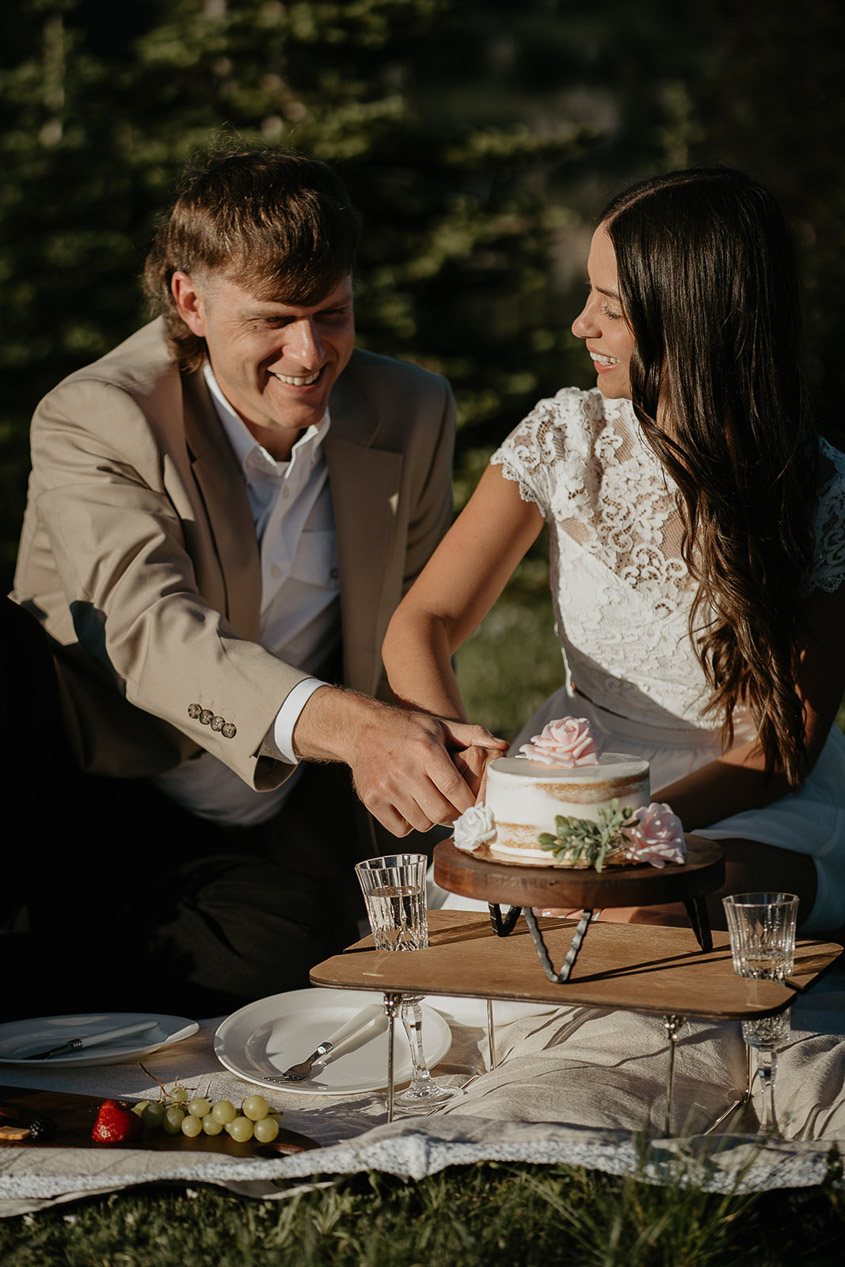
top-left (571, 301), bottom-right (596, 340)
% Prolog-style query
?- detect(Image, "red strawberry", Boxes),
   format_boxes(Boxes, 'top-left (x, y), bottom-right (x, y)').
top-left (91, 1099), bottom-right (143, 1145)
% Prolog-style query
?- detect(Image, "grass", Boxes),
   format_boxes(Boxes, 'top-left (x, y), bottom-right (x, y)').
top-left (2, 1159), bottom-right (845, 1266)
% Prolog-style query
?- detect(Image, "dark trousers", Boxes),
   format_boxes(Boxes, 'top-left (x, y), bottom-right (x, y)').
top-left (2, 599), bottom-right (375, 1021)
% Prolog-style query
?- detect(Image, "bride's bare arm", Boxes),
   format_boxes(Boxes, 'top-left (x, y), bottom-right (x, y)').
top-left (654, 581), bottom-right (845, 828)
top-left (383, 464), bottom-right (545, 721)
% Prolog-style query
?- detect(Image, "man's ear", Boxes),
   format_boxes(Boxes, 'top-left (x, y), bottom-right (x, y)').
top-left (171, 271), bottom-right (207, 337)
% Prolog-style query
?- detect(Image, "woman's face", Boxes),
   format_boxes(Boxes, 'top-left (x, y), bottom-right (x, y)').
top-left (571, 225), bottom-right (634, 400)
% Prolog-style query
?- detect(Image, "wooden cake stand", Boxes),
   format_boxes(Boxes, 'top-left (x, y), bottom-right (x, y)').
top-left (433, 834), bottom-right (725, 983)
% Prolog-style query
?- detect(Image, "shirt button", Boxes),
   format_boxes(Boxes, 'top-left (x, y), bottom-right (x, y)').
top-left (199, 710), bottom-right (214, 725)
top-left (271, 564), bottom-right (282, 578)
top-left (282, 487), bottom-right (290, 499)
top-left (330, 567), bottom-right (339, 579)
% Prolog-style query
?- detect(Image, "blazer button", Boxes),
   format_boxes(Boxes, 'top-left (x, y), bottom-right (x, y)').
top-left (210, 715), bottom-right (225, 732)
top-left (222, 722), bottom-right (237, 739)
top-left (187, 703), bottom-right (202, 719)
top-left (199, 710), bottom-right (214, 725)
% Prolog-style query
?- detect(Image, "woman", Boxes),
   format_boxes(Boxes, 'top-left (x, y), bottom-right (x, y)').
top-left (383, 168), bottom-right (845, 933)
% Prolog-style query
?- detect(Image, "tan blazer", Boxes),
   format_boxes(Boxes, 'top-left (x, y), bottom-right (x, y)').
top-left (13, 320), bottom-right (455, 790)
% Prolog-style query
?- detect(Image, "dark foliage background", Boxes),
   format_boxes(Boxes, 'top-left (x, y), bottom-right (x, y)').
top-left (2, 0), bottom-right (844, 588)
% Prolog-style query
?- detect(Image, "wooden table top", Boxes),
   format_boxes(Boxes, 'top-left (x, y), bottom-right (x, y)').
top-left (310, 910), bottom-right (843, 1021)
top-left (433, 835), bottom-right (724, 911)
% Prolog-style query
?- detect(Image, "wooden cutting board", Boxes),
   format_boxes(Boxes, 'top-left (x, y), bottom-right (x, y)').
top-left (0, 1083), bottom-right (319, 1155)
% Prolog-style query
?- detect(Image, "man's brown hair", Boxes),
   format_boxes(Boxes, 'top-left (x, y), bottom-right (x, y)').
top-left (144, 147), bottom-right (361, 370)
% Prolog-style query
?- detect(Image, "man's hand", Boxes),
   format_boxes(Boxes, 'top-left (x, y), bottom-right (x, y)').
top-left (291, 687), bottom-right (507, 836)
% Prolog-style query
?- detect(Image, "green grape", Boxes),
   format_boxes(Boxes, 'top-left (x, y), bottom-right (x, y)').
top-left (211, 1099), bottom-right (236, 1124)
top-left (226, 1116), bottom-right (254, 1142)
top-left (180, 1114), bottom-right (203, 1138)
top-left (163, 1106), bottom-right (186, 1134)
top-left (242, 1095), bottom-right (269, 1122)
top-left (131, 1100), bottom-right (150, 1118)
top-left (202, 1115), bottom-right (224, 1136)
top-left (187, 1097), bottom-right (211, 1118)
top-left (253, 1117), bottom-right (279, 1143)
top-left (142, 1102), bottom-right (165, 1131)
top-left (170, 1086), bottom-right (189, 1103)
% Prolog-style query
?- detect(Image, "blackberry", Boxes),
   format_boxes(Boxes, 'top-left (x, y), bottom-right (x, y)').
top-left (28, 1117), bottom-right (57, 1142)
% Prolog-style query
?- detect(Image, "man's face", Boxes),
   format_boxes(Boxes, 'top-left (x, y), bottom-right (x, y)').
top-left (172, 270), bottom-right (355, 460)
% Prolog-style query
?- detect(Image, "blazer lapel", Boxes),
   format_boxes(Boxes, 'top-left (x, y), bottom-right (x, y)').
top-left (181, 371), bottom-right (262, 641)
top-left (326, 369), bottom-right (404, 697)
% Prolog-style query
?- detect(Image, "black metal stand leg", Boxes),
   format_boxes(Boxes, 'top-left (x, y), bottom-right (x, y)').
top-left (523, 906), bottom-right (594, 983)
top-left (488, 903), bottom-right (522, 936)
top-left (663, 1013), bottom-right (686, 1136)
top-left (684, 896), bottom-right (713, 952)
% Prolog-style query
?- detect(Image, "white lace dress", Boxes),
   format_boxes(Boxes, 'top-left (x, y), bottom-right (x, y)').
top-left (490, 388), bottom-right (845, 931)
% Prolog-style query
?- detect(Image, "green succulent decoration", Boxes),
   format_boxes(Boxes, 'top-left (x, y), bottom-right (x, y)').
top-left (537, 800), bottom-right (637, 872)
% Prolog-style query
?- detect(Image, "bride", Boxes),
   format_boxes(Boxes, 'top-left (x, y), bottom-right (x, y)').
top-left (383, 168), bottom-right (845, 933)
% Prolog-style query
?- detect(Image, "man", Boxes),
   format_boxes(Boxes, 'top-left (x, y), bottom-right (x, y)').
top-left (10, 148), bottom-right (503, 1015)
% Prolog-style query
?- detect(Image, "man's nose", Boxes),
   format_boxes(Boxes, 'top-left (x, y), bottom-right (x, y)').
top-left (287, 318), bottom-right (324, 365)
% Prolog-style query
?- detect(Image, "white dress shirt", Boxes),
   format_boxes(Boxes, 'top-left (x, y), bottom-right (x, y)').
top-left (152, 365), bottom-right (340, 825)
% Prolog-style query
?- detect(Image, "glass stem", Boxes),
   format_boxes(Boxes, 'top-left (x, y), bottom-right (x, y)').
top-left (757, 1049), bottom-right (779, 1136)
top-left (401, 996), bottom-right (433, 1089)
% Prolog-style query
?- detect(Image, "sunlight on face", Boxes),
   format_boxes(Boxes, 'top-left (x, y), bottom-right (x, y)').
top-left (570, 226), bottom-right (634, 400)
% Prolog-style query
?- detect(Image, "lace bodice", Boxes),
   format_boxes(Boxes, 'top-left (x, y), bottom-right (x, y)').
top-left (492, 388), bottom-right (845, 732)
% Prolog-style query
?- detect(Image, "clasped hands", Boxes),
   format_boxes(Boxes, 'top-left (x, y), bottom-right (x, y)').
top-left (292, 686), bottom-right (507, 836)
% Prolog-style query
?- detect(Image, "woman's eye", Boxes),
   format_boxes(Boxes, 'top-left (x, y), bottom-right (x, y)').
top-left (601, 303), bottom-right (623, 321)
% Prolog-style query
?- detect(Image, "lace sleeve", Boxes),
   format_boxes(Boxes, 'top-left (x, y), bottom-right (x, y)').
top-left (808, 438), bottom-right (845, 594)
top-left (490, 387), bottom-right (603, 516)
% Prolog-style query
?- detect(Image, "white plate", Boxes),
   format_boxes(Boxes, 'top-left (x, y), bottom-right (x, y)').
top-left (214, 988), bottom-right (452, 1095)
top-left (427, 995), bottom-right (559, 1028)
top-left (0, 1012), bottom-right (199, 1067)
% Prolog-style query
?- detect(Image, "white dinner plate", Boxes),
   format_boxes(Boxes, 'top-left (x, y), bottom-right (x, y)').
top-left (214, 987), bottom-right (452, 1095)
top-left (427, 996), bottom-right (559, 1028)
top-left (0, 1012), bottom-right (199, 1067)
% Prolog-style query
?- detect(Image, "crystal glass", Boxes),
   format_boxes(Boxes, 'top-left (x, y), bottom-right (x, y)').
top-left (355, 854), bottom-right (458, 1110)
top-left (723, 892), bottom-right (798, 1136)
top-left (741, 1009), bottom-right (791, 1135)
top-left (722, 892), bottom-right (799, 980)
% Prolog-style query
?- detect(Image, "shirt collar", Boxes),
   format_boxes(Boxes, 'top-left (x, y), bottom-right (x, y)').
top-left (203, 362), bottom-right (331, 475)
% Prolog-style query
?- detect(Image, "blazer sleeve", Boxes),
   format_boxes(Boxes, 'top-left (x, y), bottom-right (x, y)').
top-left (21, 377), bottom-right (305, 790)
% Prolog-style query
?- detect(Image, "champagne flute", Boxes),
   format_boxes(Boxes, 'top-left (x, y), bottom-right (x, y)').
top-left (723, 893), bottom-right (798, 1137)
top-left (741, 1009), bottom-right (791, 1135)
top-left (355, 854), bottom-right (458, 1110)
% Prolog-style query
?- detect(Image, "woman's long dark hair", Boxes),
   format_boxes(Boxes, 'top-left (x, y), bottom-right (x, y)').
top-left (602, 168), bottom-right (818, 785)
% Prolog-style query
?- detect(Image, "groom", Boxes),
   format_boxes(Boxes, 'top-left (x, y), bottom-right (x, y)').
top-left (10, 148), bottom-right (503, 1015)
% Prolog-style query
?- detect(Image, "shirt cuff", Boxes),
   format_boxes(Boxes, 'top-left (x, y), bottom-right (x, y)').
top-left (263, 677), bottom-right (328, 764)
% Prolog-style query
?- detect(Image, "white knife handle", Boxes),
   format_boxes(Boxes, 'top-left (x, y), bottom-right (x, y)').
top-left (76, 1019), bottom-right (159, 1050)
top-left (322, 1004), bottom-right (385, 1054)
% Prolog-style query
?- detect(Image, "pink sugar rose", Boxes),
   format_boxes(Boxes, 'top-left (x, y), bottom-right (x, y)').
top-left (519, 716), bottom-right (602, 767)
top-left (626, 802), bottom-right (686, 869)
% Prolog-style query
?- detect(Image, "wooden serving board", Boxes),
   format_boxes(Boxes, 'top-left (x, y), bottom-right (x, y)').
top-left (434, 834), bottom-right (724, 910)
top-left (0, 1084), bottom-right (319, 1155)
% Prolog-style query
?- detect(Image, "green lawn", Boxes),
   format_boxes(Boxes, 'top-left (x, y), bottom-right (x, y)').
top-left (2, 1158), bottom-right (845, 1266)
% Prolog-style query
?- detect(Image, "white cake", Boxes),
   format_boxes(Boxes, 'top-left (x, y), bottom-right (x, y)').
top-left (483, 752), bottom-right (651, 862)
